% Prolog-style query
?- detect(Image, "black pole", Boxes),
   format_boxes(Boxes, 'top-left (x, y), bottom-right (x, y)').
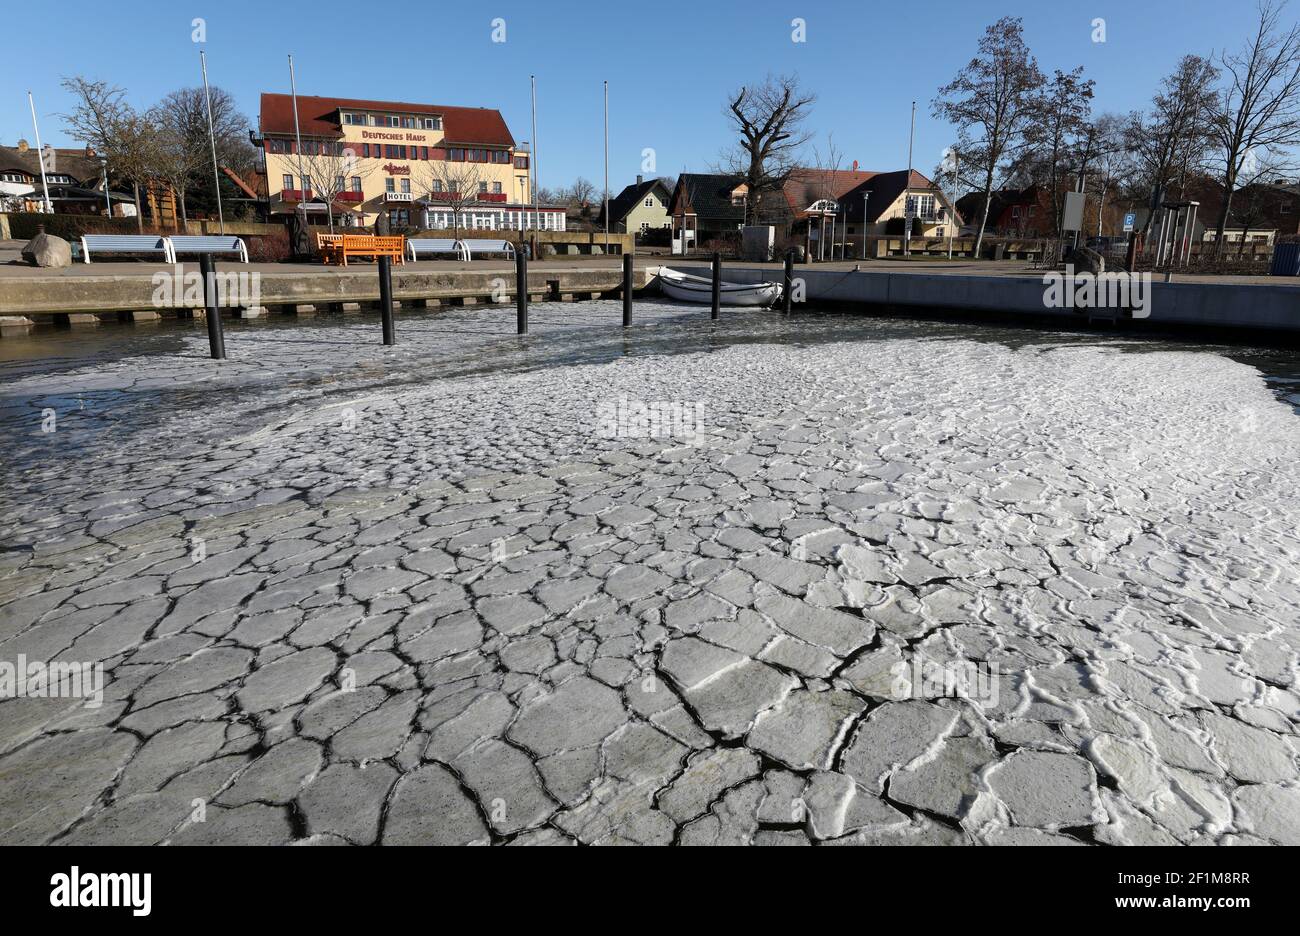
top-left (516, 248), bottom-right (528, 335)
top-left (782, 251), bottom-right (794, 314)
top-left (710, 251), bottom-right (721, 320)
top-left (200, 253), bottom-right (225, 360)
top-left (378, 255), bottom-right (395, 345)
top-left (622, 252), bottom-right (633, 327)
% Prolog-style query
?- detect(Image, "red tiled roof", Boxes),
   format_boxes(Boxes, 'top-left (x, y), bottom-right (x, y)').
top-left (259, 93), bottom-right (515, 146)
top-left (782, 168), bottom-right (881, 213)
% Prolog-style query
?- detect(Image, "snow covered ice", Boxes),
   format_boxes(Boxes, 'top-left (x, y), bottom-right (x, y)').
top-left (1, 301), bottom-right (1298, 846)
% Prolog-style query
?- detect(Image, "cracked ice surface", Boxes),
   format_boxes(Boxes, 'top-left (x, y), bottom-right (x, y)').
top-left (1, 301), bottom-right (1299, 846)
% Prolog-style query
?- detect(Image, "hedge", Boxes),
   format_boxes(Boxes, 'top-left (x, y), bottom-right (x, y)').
top-left (3, 212), bottom-right (158, 242)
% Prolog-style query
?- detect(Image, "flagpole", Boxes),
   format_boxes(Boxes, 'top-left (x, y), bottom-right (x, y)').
top-left (905, 100), bottom-right (915, 259)
top-left (27, 91), bottom-right (52, 214)
top-left (603, 79), bottom-right (609, 250)
top-left (200, 51), bottom-right (225, 234)
top-left (289, 54), bottom-right (307, 223)
top-left (530, 75), bottom-right (539, 236)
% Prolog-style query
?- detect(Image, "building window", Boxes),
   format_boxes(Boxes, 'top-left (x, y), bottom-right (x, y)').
top-left (268, 138), bottom-right (288, 154)
top-left (420, 146), bottom-right (429, 160)
top-left (424, 117), bottom-right (441, 130)
top-left (385, 178), bottom-right (395, 193)
top-left (402, 117), bottom-right (416, 129)
top-left (514, 155), bottom-right (528, 169)
top-left (351, 176), bottom-right (361, 192)
top-left (400, 178), bottom-right (411, 194)
top-left (335, 175), bottom-right (345, 190)
top-left (645, 197), bottom-right (654, 207)
top-left (641, 222), bottom-right (650, 233)
top-left (388, 116), bottom-right (400, 127)
top-left (282, 174), bottom-right (293, 191)
top-left (432, 180), bottom-right (443, 192)
top-left (479, 181), bottom-right (489, 193)
top-left (389, 208), bottom-right (409, 226)
top-left (492, 182), bottom-right (502, 194)
top-left (906, 194), bottom-right (936, 220)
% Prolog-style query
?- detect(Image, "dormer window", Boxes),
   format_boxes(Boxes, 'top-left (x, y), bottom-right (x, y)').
top-left (423, 117), bottom-right (441, 130)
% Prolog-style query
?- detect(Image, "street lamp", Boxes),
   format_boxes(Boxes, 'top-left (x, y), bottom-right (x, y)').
top-left (99, 156), bottom-right (110, 218)
top-left (861, 191), bottom-right (870, 260)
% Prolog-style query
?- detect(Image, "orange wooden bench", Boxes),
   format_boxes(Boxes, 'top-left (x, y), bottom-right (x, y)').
top-left (316, 233), bottom-right (406, 267)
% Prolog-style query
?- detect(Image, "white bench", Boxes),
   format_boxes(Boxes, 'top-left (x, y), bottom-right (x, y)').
top-left (462, 239), bottom-right (516, 260)
top-left (408, 238), bottom-right (468, 261)
top-left (169, 235), bottom-right (249, 263)
top-left (81, 234), bottom-right (174, 264)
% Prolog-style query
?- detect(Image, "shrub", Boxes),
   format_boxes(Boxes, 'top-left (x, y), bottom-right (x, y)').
top-left (245, 228), bottom-right (290, 263)
top-left (635, 226), bottom-right (672, 247)
top-left (4, 212), bottom-right (160, 242)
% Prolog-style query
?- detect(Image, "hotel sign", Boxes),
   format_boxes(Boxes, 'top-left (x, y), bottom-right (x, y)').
top-left (382, 164), bottom-right (411, 175)
top-left (385, 192), bottom-right (414, 202)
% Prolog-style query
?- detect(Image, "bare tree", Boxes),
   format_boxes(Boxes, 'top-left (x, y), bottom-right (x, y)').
top-left (1209, 0), bottom-right (1300, 254)
top-left (718, 74), bottom-right (816, 224)
top-left (296, 143), bottom-right (377, 232)
top-left (810, 134), bottom-right (844, 259)
top-left (567, 177), bottom-right (596, 207)
top-left (1126, 55), bottom-right (1220, 234)
top-left (415, 158), bottom-right (485, 238)
top-left (1024, 68), bottom-right (1095, 237)
top-left (59, 77), bottom-right (158, 232)
top-left (932, 17), bottom-right (1045, 255)
top-left (148, 123), bottom-right (206, 228)
top-left (153, 86), bottom-right (256, 219)
top-left (1227, 150), bottom-right (1295, 254)
top-left (1084, 114), bottom-right (1133, 237)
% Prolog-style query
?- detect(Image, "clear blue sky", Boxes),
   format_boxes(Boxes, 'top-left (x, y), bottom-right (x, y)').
top-left (0, 0), bottom-right (1271, 190)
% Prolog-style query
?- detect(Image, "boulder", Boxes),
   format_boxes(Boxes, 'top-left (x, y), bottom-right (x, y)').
top-left (22, 230), bottom-right (72, 268)
top-left (1064, 246), bottom-right (1105, 275)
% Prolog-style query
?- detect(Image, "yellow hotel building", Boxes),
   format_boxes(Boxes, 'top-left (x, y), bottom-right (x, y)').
top-left (256, 93), bottom-right (565, 231)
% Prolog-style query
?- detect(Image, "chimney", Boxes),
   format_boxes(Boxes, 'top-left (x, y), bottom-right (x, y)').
top-left (16, 138), bottom-right (29, 153)
top-left (636, 174), bottom-right (643, 185)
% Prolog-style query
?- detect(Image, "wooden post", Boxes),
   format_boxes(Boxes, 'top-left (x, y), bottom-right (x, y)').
top-left (710, 252), bottom-right (721, 320)
top-left (200, 253), bottom-right (226, 359)
top-left (622, 252), bottom-right (633, 327)
top-left (783, 251), bottom-right (794, 314)
top-left (378, 255), bottom-right (395, 345)
top-left (516, 248), bottom-right (528, 334)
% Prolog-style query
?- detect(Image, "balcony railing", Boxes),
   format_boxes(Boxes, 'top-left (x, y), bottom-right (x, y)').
top-left (336, 190), bottom-right (364, 202)
top-left (422, 191), bottom-right (508, 204)
top-left (280, 188), bottom-right (313, 201)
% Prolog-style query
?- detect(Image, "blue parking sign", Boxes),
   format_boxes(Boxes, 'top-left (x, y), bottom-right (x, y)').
top-left (1123, 212), bottom-right (1136, 232)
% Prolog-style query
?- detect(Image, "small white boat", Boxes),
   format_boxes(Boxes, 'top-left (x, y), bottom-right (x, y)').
top-left (656, 267), bottom-right (782, 307)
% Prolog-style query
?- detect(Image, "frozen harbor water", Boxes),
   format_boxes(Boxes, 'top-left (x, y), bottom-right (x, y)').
top-left (1, 301), bottom-right (1298, 846)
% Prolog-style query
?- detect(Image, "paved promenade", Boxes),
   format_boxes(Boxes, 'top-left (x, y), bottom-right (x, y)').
top-left (1, 303), bottom-right (1298, 845)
